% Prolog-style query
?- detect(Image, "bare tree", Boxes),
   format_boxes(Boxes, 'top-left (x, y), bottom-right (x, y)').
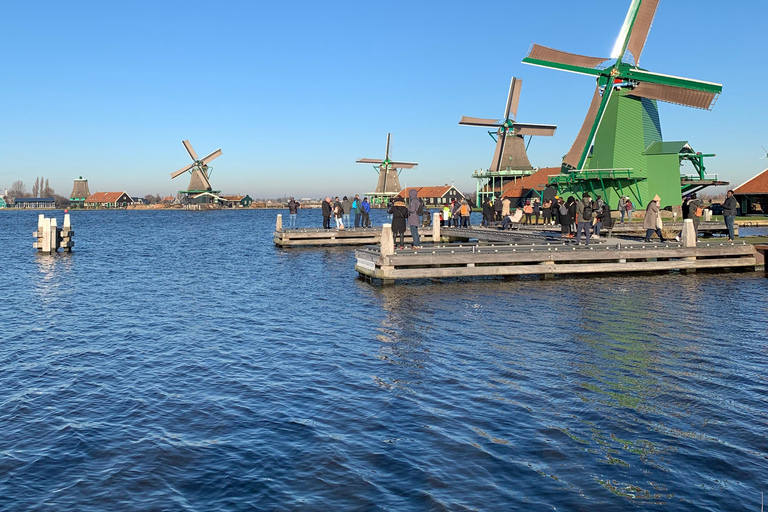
top-left (32, 177), bottom-right (40, 197)
top-left (42, 179), bottom-right (54, 197)
top-left (144, 194), bottom-right (155, 204)
top-left (9, 180), bottom-right (27, 199)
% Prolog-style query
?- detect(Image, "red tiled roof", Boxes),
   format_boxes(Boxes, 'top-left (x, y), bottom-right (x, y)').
top-left (396, 186), bottom-right (460, 199)
top-left (85, 192), bottom-right (132, 203)
top-left (219, 195), bottom-right (245, 201)
top-left (734, 168), bottom-right (768, 195)
top-left (500, 167), bottom-right (560, 198)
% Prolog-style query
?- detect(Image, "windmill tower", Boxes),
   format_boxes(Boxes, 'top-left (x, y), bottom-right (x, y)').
top-left (523, 0), bottom-right (723, 209)
top-left (356, 133), bottom-right (418, 206)
top-left (460, 77), bottom-right (557, 205)
top-left (69, 176), bottom-right (91, 208)
top-left (171, 140), bottom-right (222, 204)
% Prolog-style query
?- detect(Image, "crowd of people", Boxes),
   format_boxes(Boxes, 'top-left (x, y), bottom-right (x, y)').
top-left (285, 188), bottom-right (741, 246)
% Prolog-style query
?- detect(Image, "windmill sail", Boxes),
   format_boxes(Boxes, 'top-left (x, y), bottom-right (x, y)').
top-left (626, 0), bottom-right (661, 65)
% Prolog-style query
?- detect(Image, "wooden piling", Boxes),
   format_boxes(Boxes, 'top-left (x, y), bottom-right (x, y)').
top-left (380, 224), bottom-right (394, 257)
top-left (276, 214), bottom-right (283, 232)
top-left (432, 213), bottom-right (440, 243)
top-left (681, 218), bottom-right (697, 248)
top-left (41, 217), bottom-right (52, 253)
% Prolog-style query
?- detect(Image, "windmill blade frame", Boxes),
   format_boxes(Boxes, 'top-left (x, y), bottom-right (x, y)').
top-left (629, 82), bottom-right (719, 110)
top-left (388, 161), bottom-right (418, 169)
top-left (201, 148), bottom-right (223, 165)
top-left (459, 116), bottom-right (503, 127)
top-left (626, 0), bottom-right (661, 65)
top-left (513, 123), bottom-right (557, 137)
top-left (182, 140), bottom-right (199, 161)
top-left (505, 77), bottom-right (522, 120)
top-left (563, 85), bottom-right (614, 170)
top-left (524, 44), bottom-right (609, 74)
top-left (356, 158), bottom-right (384, 165)
top-left (171, 163), bottom-right (195, 179)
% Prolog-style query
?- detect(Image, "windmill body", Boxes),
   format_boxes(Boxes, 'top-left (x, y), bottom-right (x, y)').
top-left (356, 133), bottom-right (418, 207)
top-left (460, 77), bottom-right (556, 206)
top-left (171, 140), bottom-right (223, 205)
top-left (523, 0), bottom-right (725, 209)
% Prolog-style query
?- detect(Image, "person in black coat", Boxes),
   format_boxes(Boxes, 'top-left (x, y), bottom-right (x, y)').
top-left (321, 197), bottom-right (332, 229)
top-left (567, 196), bottom-right (578, 235)
top-left (388, 197), bottom-right (409, 249)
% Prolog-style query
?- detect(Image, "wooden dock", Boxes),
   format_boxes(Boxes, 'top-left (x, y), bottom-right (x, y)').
top-left (453, 221), bottom-right (736, 238)
top-left (355, 223), bottom-right (759, 284)
top-left (273, 214), bottom-right (435, 247)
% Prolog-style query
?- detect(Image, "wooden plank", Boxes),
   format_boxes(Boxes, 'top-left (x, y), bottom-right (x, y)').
top-left (358, 257), bottom-right (757, 280)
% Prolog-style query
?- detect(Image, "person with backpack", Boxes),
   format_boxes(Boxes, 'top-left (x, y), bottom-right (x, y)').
top-left (688, 192), bottom-right (703, 237)
top-left (361, 197), bottom-right (371, 228)
top-left (625, 198), bottom-right (635, 222)
top-left (592, 195), bottom-right (605, 238)
top-left (575, 193), bottom-right (593, 245)
top-left (462, 200), bottom-right (471, 227)
top-left (388, 196), bottom-right (409, 249)
top-left (558, 198), bottom-right (571, 237)
top-left (593, 197), bottom-right (611, 238)
top-left (407, 189), bottom-right (423, 248)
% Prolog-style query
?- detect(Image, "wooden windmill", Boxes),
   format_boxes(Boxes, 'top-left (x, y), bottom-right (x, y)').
top-left (523, 0), bottom-right (723, 208)
top-left (171, 140), bottom-right (222, 202)
top-left (460, 77), bottom-right (556, 204)
top-left (356, 133), bottom-right (418, 206)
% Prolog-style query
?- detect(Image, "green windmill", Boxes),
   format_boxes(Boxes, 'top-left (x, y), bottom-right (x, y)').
top-left (356, 133), bottom-right (418, 207)
top-left (523, 0), bottom-right (724, 209)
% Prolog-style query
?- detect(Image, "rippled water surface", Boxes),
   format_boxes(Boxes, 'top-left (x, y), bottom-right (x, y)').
top-left (1, 209), bottom-right (767, 511)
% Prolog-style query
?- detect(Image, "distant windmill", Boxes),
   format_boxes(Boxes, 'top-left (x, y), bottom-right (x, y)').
top-left (460, 77), bottom-right (557, 173)
top-left (356, 133), bottom-right (418, 205)
top-left (171, 140), bottom-right (222, 195)
top-left (761, 145), bottom-right (768, 162)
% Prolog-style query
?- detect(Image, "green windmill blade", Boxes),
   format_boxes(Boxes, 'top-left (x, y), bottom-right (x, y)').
top-left (523, 0), bottom-right (722, 171)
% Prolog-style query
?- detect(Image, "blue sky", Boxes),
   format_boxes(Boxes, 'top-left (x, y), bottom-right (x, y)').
top-left (2, 0), bottom-right (766, 198)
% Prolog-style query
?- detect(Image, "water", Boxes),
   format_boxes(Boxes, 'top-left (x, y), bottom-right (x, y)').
top-left (1, 209), bottom-right (767, 511)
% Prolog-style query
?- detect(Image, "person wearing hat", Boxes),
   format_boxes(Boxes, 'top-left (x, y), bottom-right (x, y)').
top-left (643, 194), bottom-right (666, 242)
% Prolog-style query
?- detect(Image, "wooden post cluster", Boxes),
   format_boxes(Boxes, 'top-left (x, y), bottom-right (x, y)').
top-left (33, 214), bottom-right (74, 253)
top-left (276, 214), bottom-right (283, 232)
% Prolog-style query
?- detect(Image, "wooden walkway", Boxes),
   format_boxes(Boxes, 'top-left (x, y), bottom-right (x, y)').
top-left (272, 215), bottom-right (436, 247)
top-left (450, 221), bottom-right (736, 237)
top-left (355, 224), bottom-right (758, 284)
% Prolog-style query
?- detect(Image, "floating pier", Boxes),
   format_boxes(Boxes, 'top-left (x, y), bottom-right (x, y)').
top-left (355, 220), bottom-right (758, 284)
top-left (33, 214), bottom-right (74, 253)
top-left (273, 213), bottom-right (436, 247)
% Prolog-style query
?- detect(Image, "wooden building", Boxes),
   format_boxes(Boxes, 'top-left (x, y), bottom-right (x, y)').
top-left (84, 192), bottom-right (134, 209)
top-left (734, 168), bottom-right (768, 214)
top-left (499, 167), bottom-right (559, 207)
top-left (219, 194), bottom-right (253, 208)
top-left (12, 197), bottom-right (56, 209)
top-left (396, 186), bottom-right (464, 206)
top-left (69, 177), bottom-right (91, 208)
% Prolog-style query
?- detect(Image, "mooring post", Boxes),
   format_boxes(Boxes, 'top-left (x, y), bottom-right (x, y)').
top-left (276, 214), bottom-right (283, 232)
top-left (49, 217), bottom-right (59, 253)
top-left (681, 218), bottom-right (697, 248)
top-left (704, 209), bottom-right (713, 222)
top-left (41, 217), bottom-right (52, 254)
top-left (61, 213), bottom-right (73, 252)
top-left (381, 223), bottom-right (394, 257)
top-left (432, 212), bottom-right (440, 243)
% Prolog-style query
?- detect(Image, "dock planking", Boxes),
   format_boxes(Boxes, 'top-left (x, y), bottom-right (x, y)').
top-left (273, 214), bottom-right (435, 247)
top-left (355, 224), bottom-right (758, 284)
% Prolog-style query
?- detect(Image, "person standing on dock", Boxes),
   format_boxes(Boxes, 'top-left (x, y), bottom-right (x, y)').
top-left (551, 197), bottom-right (560, 226)
top-left (566, 196), bottom-right (578, 236)
top-left (389, 196), bottom-right (408, 249)
top-left (575, 193), bottom-right (593, 245)
top-left (342, 196), bottom-right (352, 229)
top-left (625, 198), bottom-right (635, 223)
top-left (501, 196), bottom-right (511, 218)
top-left (523, 201), bottom-right (533, 225)
top-left (494, 196), bottom-right (503, 222)
top-left (361, 197), bottom-right (371, 228)
top-left (482, 197), bottom-right (493, 227)
top-left (287, 197), bottom-right (300, 228)
top-left (723, 189), bottom-right (738, 241)
top-left (558, 198), bottom-right (571, 237)
top-left (333, 197), bottom-right (344, 229)
top-left (643, 195), bottom-right (666, 242)
top-left (322, 197), bottom-right (332, 229)
top-left (460, 199), bottom-right (470, 228)
top-left (688, 193), bottom-right (703, 237)
top-left (353, 195), bottom-right (362, 228)
top-left (533, 198), bottom-right (541, 225)
top-left (407, 189), bottom-right (423, 248)
top-left (542, 199), bottom-right (552, 225)
top-left (618, 196), bottom-right (627, 224)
